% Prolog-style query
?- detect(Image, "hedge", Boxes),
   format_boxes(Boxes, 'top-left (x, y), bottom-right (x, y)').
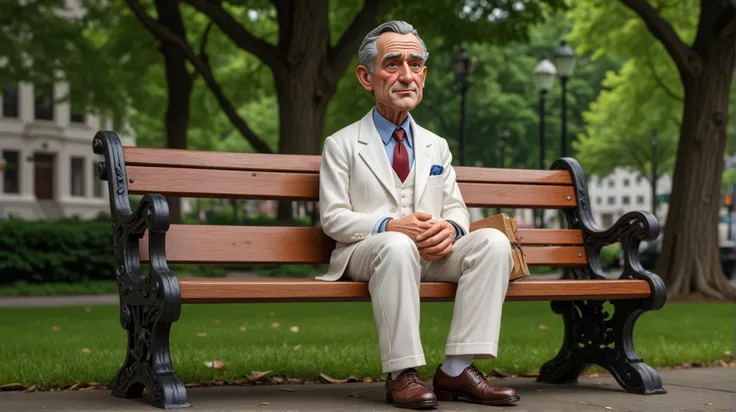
top-left (0, 210), bottom-right (319, 284)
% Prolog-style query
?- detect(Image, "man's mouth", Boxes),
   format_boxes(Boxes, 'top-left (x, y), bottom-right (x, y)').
top-left (394, 89), bottom-right (415, 94)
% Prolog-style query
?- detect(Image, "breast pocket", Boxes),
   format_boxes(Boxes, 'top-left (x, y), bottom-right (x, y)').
top-left (427, 174), bottom-right (443, 187)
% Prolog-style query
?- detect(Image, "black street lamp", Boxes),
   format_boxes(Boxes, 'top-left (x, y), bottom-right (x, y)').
top-left (651, 129), bottom-right (659, 217)
top-left (453, 46), bottom-right (474, 166)
top-left (533, 55), bottom-right (557, 228)
top-left (553, 38), bottom-right (576, 158)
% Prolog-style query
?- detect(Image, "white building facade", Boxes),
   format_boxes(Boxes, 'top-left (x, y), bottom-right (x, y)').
top-left (0, 81), bottom-right (134, 220)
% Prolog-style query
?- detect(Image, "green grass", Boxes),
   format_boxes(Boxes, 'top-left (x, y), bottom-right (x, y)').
top-left (0, 281), bottom-right (119, 296)
top-left (0, 301), bottom-right (733, 388)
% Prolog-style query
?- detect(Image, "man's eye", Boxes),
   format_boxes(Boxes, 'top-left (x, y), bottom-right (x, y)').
top-left (387, 62), bottom-right (397, 68)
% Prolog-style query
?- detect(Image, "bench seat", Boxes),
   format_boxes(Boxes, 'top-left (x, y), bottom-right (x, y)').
top-left (178, 279), bottom-right (652, 303)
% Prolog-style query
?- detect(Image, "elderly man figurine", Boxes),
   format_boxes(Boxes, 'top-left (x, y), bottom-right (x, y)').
top-left (317, 20), bottom-right (519, 409)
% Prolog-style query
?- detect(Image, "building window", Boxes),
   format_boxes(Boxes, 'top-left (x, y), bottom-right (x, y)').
top-left (2, 84), bottom-right (19, 118)
top-left (608, 179), bottom-right (614, 188)
top-left (92, 160), bottom-right (104, 198)
top-left (70, 88), bottom-right (86, 124)
top-left (2, 150), bottom-right (20, 194)
top-left (637, 195), bottom-right (644, 205)
top-left (602, 213), bottom-right (614, 228)
top-left (622, 196), bottom-right (630, 205)
top-left (70, 156), bottom-right (86, 196)
top-left (34, 84), bottom-right (54, 121)
top-left (607, 196), bottom-right (615, 205)
top-left (596, 197), bottom-right (602, 205)
top-left (636, 175), bottom-right (643, 184)
top-left (623, 178), bottom-right (630, 187)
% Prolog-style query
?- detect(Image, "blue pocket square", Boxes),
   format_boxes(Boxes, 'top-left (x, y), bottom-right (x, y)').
top-left (430, 165), bottom-right (444, 176)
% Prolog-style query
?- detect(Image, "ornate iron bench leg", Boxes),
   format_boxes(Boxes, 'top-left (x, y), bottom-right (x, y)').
top-left (537, 299), bottom-right (665, 394)
top-left (95, 132), bottom-right (190, 409)
top-left (537, 158), bottom-right (668, 395)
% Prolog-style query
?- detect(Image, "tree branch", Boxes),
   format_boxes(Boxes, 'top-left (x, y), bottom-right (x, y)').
top-left (180, 0), bottom-right (281, 70)
top-left (190, 21), bottom-right (214, 80)
top-left (328, 0), bottom-right (383, 75)
top-left (126, 0), bottom-right (273, 153)
top-left (620, 0), bottom-right (701, 78)
top-left (715, 3), bottom-right (736, 39)
top-left (644, 52), bottom-right (683, 102)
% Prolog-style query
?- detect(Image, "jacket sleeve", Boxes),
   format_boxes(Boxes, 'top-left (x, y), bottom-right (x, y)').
top-left (438, 138), bottom-right (470, 234)
top-left (319, 136), bottom-right (387, 244)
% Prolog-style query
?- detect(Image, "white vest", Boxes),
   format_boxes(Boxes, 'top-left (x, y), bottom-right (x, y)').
top-left (391, 165), bottom-right (416, 219)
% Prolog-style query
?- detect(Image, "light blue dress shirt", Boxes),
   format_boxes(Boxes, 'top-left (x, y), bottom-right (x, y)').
top-left (370, 107), bottom-right (463, 241)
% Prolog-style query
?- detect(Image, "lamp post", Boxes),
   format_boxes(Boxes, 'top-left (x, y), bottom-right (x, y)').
top-left (498, 128), bottom-right (511, 215)
top-left (651, 129), bottom-right (659, 217)
top-left (553, 38), bottom-right (576, 158)
top-left (533, 55), bottom-right (557, 228)
top-left (453, 46), bottom-right (474, 166)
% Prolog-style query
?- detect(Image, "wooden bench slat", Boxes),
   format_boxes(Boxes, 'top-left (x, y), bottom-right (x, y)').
top-left (139, 224), bottom-right (587, 265)
top-left (177, 279), bottom-right (651, 303)
top-left (121, 147), bottom-right (573, 185)
top-left (125, 166), bottom-right (577, 208)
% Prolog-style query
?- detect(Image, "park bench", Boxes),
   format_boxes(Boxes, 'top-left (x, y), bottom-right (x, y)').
top-left (92, 131), bottom-right (667, 409)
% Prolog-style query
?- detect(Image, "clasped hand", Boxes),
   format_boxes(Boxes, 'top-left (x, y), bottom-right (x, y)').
top-left (385, 212), bottom-right (456, 260)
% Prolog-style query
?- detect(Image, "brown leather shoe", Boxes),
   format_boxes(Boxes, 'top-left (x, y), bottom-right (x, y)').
top-left (385, 368), bottom-right (438, 410)
top-left (432, 364), bottom-right (520, 406)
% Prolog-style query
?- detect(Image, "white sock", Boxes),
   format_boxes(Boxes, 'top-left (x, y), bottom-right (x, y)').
top-left (390, 368), bottom-right (409, 380)
top-left (440, 355), bottom-right (474, 377)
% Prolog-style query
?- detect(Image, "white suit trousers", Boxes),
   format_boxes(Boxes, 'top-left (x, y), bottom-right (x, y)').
top-left (345, 228), bottom-right (513, 373)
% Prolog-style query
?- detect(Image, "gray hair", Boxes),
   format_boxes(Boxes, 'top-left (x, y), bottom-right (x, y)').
top-left (358, 20), bottom-right (429, 75)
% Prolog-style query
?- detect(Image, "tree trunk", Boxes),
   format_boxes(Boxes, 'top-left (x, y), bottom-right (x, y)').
top-left (656, 34), bottom-right (736, 300)
top-left (273, 1), bottom-right (333, 223)
top-left (155, 0), bottom-right (193, 225)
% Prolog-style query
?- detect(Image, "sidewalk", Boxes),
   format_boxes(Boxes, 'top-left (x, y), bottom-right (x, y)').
top-left (0, 367), bottom-right (733, 411)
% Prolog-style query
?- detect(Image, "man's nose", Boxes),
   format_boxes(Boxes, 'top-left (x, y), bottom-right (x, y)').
top-left (397, 62), bottom-right (412, 82)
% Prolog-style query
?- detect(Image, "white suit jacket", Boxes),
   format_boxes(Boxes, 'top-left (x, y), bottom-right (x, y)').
top-left (316, 109), bottom-right (470, 281)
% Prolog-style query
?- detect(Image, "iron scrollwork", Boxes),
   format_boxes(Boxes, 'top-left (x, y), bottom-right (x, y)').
top-left (93, 131), bottom-right (189, 409)
top-left (536, 158), bottom-right (667, 395)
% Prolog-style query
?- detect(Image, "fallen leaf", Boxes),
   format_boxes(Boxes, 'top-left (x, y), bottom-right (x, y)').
top-left (348, 392), bottom-right (362, 398)
top-left (23, 385), bottom-right (36, 393)
top-left (724, 351), bottom-right (733, 360)
top-left (69, 382), bottom-right (80, 391)
top-left (271, 377), bottom-right (285, 384)
top-left (363, 377), bottom-right (373, 383)
top-left (604, 407), bottom-right (612, 410)
top-left (51, 326), bottom-right (60, 332)
top-left (247, 371), bottom-right (271, 381)
top-left (269, 311), bottom-right (275, 317)
top-left (240, 324), bottom-right (247, 332)
top-left (196, 332), bottom-right (207, 337)
top-left (81, 348), bottom-right (91, 354)
top-left (204, 360), bottom-right (226, 370)
top-left (293, 345), bottom-right (302, 351)
top-left (289, 326), bottom-right (300, 333)
top-left (320, 373), bottom-right (348, 384)
top-left (260, 401), bottom-right (270, 406)
top-left (538, 324), bottom-right (550, 330)
top-left (185, 382), bottom-right (201, 388)
top-left (706, 403), bottom-right (713, 406)
top-left (489, 368), bottom-right (509, 378)
top-left (719, 360), bottom-right (729, 367)
top-left (286, 378), bottom-right (303, 384)
top-left (280, 388), bottom-right (295, 392)
top-left (215, 320), bottom-right (221, 325)
top-left (271, 322), bottom-right (280, 328)
top-left (84, 307), bottom-right (92, 313)
top-left (79, 387), bottom-right (97, 391)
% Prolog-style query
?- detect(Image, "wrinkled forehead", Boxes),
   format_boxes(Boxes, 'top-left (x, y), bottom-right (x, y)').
top-left (376, 32), bottom-right (423, 60)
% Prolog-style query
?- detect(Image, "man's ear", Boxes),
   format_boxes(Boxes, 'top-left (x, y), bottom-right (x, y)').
top-left (356, 65), bottom-right (374, 92)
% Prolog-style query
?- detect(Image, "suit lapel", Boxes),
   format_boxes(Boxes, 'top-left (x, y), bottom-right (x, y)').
top-left (357, 111), bottom-right (398, 203)
top-left (412, 119), bottom-right (432, 208)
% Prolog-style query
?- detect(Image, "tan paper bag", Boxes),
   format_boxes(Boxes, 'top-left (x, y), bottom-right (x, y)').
top-left (469, 213), bottom-right (530, 282)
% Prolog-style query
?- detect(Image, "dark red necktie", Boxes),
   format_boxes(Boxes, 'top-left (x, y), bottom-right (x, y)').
top-left (392, 127), bottom-right (409, 182)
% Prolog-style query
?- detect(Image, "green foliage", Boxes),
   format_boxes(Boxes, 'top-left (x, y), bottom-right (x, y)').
top-left (0, 218), bottom-right (115, 284)
top-left (568, 1), bottom-right (694, 179)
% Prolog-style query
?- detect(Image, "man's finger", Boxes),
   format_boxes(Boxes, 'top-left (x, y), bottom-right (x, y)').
top-left (416, 221), bottom-right (443, 241)
top-left (422, 235), bottom-right (452, 255)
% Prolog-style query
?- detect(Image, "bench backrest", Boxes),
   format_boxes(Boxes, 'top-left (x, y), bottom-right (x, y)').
top-left (118, 146), bottom-right (588, 268)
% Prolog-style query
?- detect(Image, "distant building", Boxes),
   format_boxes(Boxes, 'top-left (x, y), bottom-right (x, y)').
top-left (0, 82), bottom-right (135, 220)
